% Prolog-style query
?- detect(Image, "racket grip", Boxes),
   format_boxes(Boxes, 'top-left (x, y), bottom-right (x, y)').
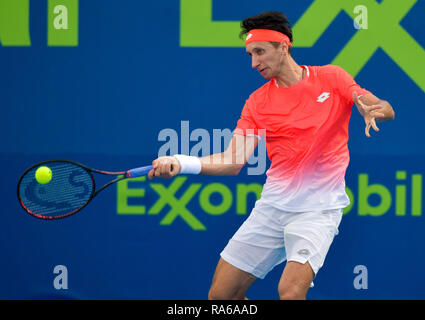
top-left (126, 165), bottom-right (153, 178)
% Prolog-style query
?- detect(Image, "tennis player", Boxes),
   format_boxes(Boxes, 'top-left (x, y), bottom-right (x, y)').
top-left (148, 11), bottom-right (395, 300)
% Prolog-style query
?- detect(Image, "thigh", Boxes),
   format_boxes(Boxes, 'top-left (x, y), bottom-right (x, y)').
top-left (283, 209), bottom-right (342, 275)
top-left (219, 201), bottom-right (287, 279)
top-left (208, 258), bottom-right (257, 300)
top-left (278, 261), bottom-right (315, 300)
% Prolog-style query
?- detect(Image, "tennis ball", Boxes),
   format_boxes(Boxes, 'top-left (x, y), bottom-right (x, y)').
top-left (35, 166), bottom-right (52, 184)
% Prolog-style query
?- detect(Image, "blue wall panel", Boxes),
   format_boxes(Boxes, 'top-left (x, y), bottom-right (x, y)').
top-left (1, 0), bottom-right (424, 299)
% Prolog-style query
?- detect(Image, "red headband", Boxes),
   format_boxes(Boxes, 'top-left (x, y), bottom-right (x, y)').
top-left (245, 29), bottom-right (292, 47)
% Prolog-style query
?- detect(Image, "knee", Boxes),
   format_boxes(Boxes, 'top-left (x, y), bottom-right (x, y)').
top-left (208, 287), bottom-right (229, 300)
top-left (208, 286), bottom-right (243, 300)
top-left (278, 285), bottom-right (306, 300)
top-left (208, 287), bottom-right (220, 300)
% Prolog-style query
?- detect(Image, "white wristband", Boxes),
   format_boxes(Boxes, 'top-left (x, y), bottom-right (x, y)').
top-left (173, 155), bottom-right (202, 175)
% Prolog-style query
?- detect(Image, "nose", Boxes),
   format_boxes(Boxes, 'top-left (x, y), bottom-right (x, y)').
top-left (251, 55), bottom-right (260, 69)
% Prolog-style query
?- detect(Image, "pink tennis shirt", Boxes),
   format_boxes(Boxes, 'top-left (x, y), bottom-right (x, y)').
top-left (234, 65), bottom-right (371, 211)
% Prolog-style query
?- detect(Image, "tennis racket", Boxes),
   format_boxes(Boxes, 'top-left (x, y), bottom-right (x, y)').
top-left (17, 159), bottom-right (153, 220)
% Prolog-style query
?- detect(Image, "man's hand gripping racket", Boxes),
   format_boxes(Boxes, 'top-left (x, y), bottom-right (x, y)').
top-left (147, 156), bottom-right (181, 180)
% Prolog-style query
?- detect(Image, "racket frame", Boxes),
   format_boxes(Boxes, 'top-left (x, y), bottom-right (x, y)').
top-left (17, 159), bottom-right (135, 220)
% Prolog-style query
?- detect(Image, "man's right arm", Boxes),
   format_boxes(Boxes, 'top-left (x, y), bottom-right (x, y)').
top-left (147, 134), bottom-right (259, 179)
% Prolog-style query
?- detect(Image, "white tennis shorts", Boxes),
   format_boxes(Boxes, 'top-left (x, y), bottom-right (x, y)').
top-left (220, 200), bottom-right (343, 280)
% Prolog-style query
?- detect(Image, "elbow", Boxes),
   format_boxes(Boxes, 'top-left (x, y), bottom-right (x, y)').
top-left (230, 164), bottom-right (244, 176)
top-left (387, 101), bottom-right (395, 120)
top-left (387, 108), bottom-right (395, 121)
top-left (381, 100), bottom-right (395, 121)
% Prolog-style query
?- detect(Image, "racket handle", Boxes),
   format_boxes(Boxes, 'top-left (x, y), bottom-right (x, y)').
top-left (126, 165), bottom-right (153, 178)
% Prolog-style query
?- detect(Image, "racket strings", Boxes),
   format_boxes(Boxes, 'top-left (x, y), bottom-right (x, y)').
top-left (19, 162), bottom-right (94, 218)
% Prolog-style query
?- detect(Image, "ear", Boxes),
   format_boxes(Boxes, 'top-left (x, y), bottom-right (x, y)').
top-left (280, 41), bottom-right (289, 56)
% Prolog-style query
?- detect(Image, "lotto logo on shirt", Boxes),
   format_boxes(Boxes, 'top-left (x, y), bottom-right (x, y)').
top-left (317, 92), bottom-right (330, 102)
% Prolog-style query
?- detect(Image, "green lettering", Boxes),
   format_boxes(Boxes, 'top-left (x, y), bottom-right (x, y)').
top-left (358, 174), bottom-right (392, 216)
top-left (236, 183), bottom-right (262, 215)
top-left (412, 174), bottom-right (422, 216)
top-left (180, 0), bottom-right (425, 92)
top-left (0, 0), bottom-right (30, 46)
top-left (395, 171), bottom-right (407, 216)
top-left (291, 0), bottom-right (342, 48)
top-left (199, 183), bottom-right (232, 215)
top-left (335, 0), bottom-right (425, 92)
top-left (149, 177), bottom-right (205, 230)
top-left (116, 176), bottom-right (146, 214)
top-left (180, 0), bottom-right (243, 47)
top-left (48, 0), bottom-right (78, 46)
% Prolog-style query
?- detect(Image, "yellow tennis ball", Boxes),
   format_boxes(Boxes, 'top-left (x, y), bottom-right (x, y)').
top-left (35, 166), bottom-right (52, 184)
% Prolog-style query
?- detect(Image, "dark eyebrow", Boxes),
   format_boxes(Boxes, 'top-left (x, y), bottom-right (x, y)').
top-left (246, 47), bottom-right (264, 56)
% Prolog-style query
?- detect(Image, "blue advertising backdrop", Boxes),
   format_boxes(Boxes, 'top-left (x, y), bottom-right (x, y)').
top-left (1, 0), bottom-right (424, 299)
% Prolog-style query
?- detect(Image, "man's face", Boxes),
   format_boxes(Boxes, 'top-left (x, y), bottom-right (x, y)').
top-left (246, 41), bottom-right (283, 79)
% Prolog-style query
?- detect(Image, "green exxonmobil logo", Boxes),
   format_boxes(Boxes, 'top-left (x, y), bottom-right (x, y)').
top-left (180, 0), bottom-right (425, 92)
top-left (0, 0), bottom-right (78, 46)
top-left (116, 171), bottom-right (423, 231)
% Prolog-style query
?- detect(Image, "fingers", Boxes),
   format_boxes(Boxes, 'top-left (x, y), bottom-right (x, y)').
top-left (147, 169), bottom-right (154, 179)
top-left (371, 112), bottom-right (385, 119)
top-left (365, 104), bottom-right (384, 113)
top-left (353, 92), bottom-right (368, 118)
top-left (364, 117), bottom-right (380, 138)
top-left (147, 157), bottom-right (177, 180)
top-left (354, 93), bottom-right (385, 117)
top-left (365, 122), bottom-right (371, 138)
top-left (160, 162), bottom-right (173, 178)
top-left (148, 159), bottom-right (158, 180)
top-left (353, 92), bottom-right (386, 138)
top-left (370, 117), bottom-right (380, 132)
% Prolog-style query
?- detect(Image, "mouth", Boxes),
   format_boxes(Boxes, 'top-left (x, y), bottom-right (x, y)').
top-left (259, 67), bottom-right (267, 74)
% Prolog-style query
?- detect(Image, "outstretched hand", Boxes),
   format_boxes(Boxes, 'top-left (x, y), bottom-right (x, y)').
top-left (353, 92), bottom-right (386, 138)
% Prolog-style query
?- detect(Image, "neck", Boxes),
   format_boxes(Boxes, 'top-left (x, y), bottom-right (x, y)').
top-left (274, 56), bottom-right (304, 88)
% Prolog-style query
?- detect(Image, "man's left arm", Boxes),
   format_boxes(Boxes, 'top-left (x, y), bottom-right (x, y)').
top-left (353, 92), bottom-right (395, 138)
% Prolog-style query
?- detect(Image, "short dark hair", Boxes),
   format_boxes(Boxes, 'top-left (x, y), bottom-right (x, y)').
top-left (240, 11), bottom-right (293, 55)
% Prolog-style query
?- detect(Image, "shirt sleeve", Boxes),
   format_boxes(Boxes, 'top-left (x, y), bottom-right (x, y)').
top-left (335, 66), bottom-right (371, 105)
top-left (233, 97), bottom-right (265, 138)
